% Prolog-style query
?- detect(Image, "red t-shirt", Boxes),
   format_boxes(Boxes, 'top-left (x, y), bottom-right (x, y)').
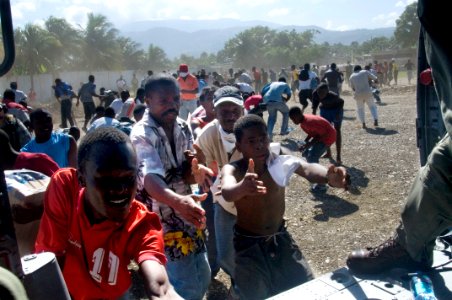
top-left (244, 95), bottom-right (263, 111)
top-left (299, 114), bottom-right (336, 146)
top-left (35, 168), bottom-right (166, 300)
top-left (14, 152), bottom-right (59, 177)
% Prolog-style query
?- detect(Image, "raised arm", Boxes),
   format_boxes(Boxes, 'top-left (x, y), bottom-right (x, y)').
top-left (140, 260), bottom-right (183, 300)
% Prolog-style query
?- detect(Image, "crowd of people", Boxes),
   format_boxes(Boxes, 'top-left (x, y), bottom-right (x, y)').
top-left (3, 3), bottom-right (451, 297)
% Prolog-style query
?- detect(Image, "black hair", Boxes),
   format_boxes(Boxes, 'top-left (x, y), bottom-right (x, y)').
top-left (88, 75), bottom-right (95, 82)
top-left (144, 74), bottom-right (179, 97)
top-left (304, 63), bottom-right (310, 70)
top-left (95, 106), bottom-right (105, 113)
top-left (77, 126), bottom-right (131, 173)
top-left (69, 126), bottom-right (81, 142)
top-left (316, 82), bottom-right (329, 92)
top-left (278, 77), bottom-right (286, 82)
top-left (104, 107), bottom-right (116, 118)
top-left (136, 87), bottom-right (145, 98)
top-left (354, 65), bottom-right (362, 72)
top-left (233, 114), bottom-right (267, 142)
top-left (120, 90), bottom-right (130, 100)
top-left (29, 108), bottom-right (52, 125)
top-left (10, 82), bottom-right (17, 89)
top-left (289, 106), bottom-right (303, 118)
top-left (331, 63), bottom-right (337, 70)
top-left (3, 89), bottom-right (15, 101)
top-left (133, 104), bottom-right (146, 116)
top-left (199, 86), bottom-right (217, 102)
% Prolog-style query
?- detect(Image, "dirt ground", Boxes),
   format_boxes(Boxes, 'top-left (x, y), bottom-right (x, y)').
top-left (47, 79), bottom-right (420, 299)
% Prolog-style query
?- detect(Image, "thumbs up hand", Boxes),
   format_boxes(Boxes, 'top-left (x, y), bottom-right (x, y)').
top-left (240, 158), bottom-right (267, 196)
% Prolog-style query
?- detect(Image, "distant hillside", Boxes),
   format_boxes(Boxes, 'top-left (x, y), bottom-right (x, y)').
top-left (120, 19), bottom-right (394, 58)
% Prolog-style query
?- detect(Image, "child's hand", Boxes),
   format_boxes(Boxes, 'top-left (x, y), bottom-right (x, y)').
top-left (326, 165), bottom-right (350, 190)
top-left (240, 159), bottom-right (267, 196)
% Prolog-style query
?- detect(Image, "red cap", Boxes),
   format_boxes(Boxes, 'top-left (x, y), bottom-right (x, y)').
top-left (179, 64), bottom-right (188, 72)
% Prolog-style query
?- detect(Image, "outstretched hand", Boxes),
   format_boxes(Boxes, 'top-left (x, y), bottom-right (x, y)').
top-left (177, 193), bottom-right (208, 230)
top-left (326, 165), bottom-right (350, 190)
top-left (240, 158), bottom-right (267, 196)
top-left (191, 157), bottom-right (218, 191)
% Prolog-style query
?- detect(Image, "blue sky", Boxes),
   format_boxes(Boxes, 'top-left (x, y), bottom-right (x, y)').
top-left (11, 0), bottom-right (416, 31)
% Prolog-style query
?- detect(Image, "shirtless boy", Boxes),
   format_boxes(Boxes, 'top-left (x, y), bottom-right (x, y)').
top-left (221, 114), bottom-right (349, 299)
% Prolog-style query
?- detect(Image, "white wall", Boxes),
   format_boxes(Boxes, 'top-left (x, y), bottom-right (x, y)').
top-left (0, 70), bottom-right (148, 103)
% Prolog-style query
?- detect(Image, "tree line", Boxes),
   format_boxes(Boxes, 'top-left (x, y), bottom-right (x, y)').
top-left (6, 2), bottom-right (419, 77)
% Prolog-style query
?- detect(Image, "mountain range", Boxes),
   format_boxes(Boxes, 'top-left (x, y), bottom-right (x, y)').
top-left (120, 19), bottom-right (394, 59)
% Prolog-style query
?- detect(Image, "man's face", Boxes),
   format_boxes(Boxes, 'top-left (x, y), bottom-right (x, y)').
top-left (80, 142), bottom-right (137, 223)
top-left (32, 115), bottom-right (53, 141)
top-left (215, 102), bottom-right (243, 133)
top-left (146, 86), bottom-right (180, 125)
top-left (236, 125), bottom-right (270, 164)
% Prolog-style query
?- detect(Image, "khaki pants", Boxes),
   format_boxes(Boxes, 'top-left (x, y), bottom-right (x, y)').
top-left (395, 134), bottom-right (452, 265)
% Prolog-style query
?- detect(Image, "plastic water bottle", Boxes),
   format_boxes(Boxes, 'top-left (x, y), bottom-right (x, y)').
top-left (410, 274), bottom-right (437, 300)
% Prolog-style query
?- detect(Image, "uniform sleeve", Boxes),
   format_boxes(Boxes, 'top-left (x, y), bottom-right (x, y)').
top-left (34, 169), bottom-right (79, 255)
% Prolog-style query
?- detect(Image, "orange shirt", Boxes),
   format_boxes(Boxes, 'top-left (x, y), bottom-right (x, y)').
top-left (177, 74), bottom-right (199, 101)
top-left (35, 168), bottom-right (166, 300)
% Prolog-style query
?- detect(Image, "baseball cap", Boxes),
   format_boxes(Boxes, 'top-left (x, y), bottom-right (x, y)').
top-left (213, 86), bottom-right (244, 108)
top-left (179, 64), bottom-right (188, 72)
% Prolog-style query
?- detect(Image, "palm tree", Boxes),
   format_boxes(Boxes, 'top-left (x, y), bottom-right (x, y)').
top-left (14, 24), bottom-right (61, 90)
top-left (44, 16), bottom-right (82, 71)
top-left (79, 13), bottom-right (120, 71)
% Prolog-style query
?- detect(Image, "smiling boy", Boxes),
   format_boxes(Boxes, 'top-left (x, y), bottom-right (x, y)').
top-left (221, 114), bottom-right (349, 299)
top-left (35, 127), bottom-right (181, 300)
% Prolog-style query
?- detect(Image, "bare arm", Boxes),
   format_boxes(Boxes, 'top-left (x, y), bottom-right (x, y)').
top-left (143, 173), bottom-right (207, 229)
top-left (140, 260), bottom-right (183, 300)
top-left (295, 162), bottom-right (350, 189)
top-left (67, 136), bottom-right (77, 168)
top-left (221, 159), bottom-right (266, 202)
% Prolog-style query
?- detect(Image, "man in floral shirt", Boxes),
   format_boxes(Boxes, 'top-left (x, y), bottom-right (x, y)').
top-left (130, 74), bottom-right (210, 300)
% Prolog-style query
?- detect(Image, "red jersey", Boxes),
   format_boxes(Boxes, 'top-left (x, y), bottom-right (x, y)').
top-left (14, 152), bottom-right (59, 177)
top-left (299, 114), bottom-right (336, 146)
top-left (35, 168), bottom-right (166, 300)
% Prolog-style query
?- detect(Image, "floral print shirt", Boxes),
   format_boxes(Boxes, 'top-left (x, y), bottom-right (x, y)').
top-left (130, 111), bottom-right (205, 260)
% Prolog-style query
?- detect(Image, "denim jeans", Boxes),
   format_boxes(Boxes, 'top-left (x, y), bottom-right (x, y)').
top-left (214, 203), bottom-right (236, 280)
top-left (266, 101), bottom-right (289, 140)
top-left (200, 190), bottom-right (219, 276)
top-left (166, 251), bottom-right (211, 300)
top-left (179, 99), bottom-right (198, 121)
top-left (304, 142), bottom-right (327, 163)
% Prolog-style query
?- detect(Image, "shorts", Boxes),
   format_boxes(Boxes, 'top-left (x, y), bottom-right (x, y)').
top-left (298, 89), bottom-right (313, 108)
top-left (320, 108), bottom-right (343, 127)
top-left (82, 101), bottom-right (96, 121)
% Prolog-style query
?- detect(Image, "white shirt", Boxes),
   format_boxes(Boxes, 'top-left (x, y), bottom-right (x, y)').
top-left (349, 70), bottom-right (377, 95)
top-left (298, 70), bottom-right (318, 90)
top-left (109, 98), bottom-right (123, 115)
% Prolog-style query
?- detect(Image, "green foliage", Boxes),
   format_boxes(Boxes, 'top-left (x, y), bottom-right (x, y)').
top-left (394, 1), bottom-right (419, 48)
top-left (8, 1), bottom-right (417, 77)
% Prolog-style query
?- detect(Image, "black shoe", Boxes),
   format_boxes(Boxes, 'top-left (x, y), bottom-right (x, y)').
top-left (346, 238), bottom-right (427, 274)
top-left (374, 120), bottom-right (379, 127)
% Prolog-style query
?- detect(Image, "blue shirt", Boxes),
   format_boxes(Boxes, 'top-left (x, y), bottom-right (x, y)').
top-left (78, 82), bottom-right (96, 103)
top-left (262, 82), bottom-right (292, 104)
top-left (21, 132), bottom-right (70, 167)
